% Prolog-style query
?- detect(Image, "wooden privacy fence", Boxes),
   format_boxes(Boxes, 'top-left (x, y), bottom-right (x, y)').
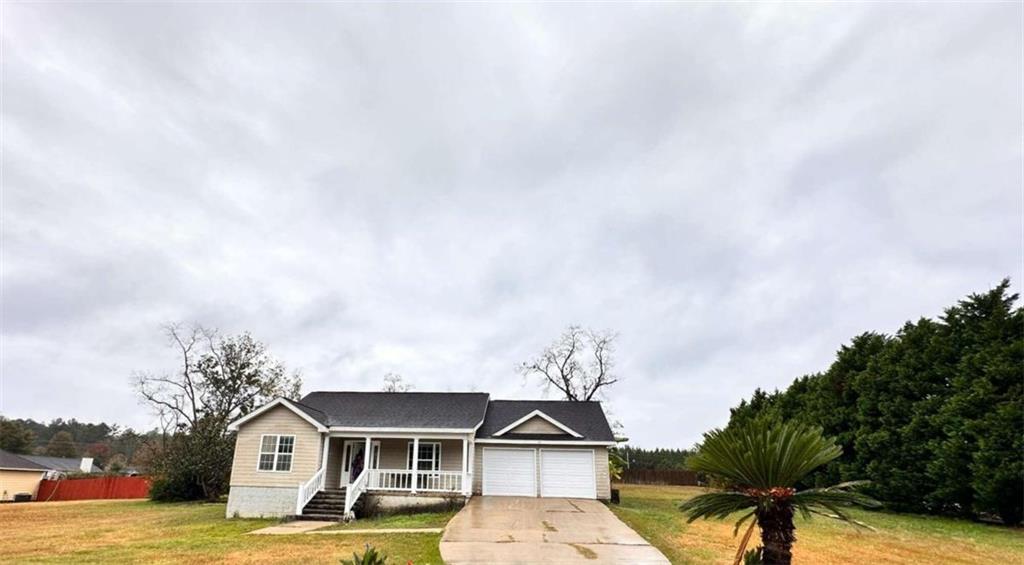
top-left (619, 468), bottom-right (700, 486)
top-left (37, 476), bottom-right (151, 501)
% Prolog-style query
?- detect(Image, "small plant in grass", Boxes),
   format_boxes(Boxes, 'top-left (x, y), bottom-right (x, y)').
top-left (341, 544), bottom-right (388, 565)
top-left (743, 547), bottom-right (763, 564)
top-left (680, 418), bottom-right (881, 565)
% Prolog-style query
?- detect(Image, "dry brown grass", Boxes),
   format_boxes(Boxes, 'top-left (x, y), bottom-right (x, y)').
top-left (611, 484), bottom-right (1024, 565)
top-left (0, 499), bottom-right (443, 564)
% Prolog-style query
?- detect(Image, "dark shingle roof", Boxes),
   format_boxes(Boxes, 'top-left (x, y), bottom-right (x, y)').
top-left (0, 449), bottom-right (49, 471)
top-left (20, 455), bottom-right (103, 473)
top-left (296, 391), bottom-right (490, 429)
top-left (475, 400), bottom-right (615, 442)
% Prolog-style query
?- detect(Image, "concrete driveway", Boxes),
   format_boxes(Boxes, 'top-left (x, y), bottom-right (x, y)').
top-left (439, 497), bottom-right (669, 564)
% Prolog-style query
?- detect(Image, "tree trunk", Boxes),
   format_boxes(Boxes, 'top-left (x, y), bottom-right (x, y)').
top-left (757, 503), bottom-right (796, 565)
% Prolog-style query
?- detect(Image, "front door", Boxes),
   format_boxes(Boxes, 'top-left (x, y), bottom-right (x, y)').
top-left (341, 440), bottom-right (380, 485)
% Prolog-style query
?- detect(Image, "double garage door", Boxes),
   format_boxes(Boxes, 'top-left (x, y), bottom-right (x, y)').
top-left (482, 448), bottom-right (596, 499)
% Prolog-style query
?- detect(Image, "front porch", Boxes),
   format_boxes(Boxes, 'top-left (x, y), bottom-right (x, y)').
top-left (296, 434), bottom-right (474, 519)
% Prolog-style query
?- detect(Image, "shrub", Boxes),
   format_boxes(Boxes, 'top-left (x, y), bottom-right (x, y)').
top-left (341, 544), bottom-right (388, 565)
top-left (149, 474), bottom-right (204, 502)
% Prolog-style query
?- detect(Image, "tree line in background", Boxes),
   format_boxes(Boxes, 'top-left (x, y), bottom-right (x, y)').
top-left (0, 416), bottom-right (160, 473)
top-left (612, 446), bottom-right (694, 470)
top-left (723, 280), bottom-right (1022, 525)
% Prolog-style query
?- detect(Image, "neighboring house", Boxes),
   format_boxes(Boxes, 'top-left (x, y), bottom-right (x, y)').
top-left (0, 450), bottom-right (49, 501)
top-left (20, 455), bottom-right (102, 479)
top-left (0, 449), bottom-right (103, 501)
top-left (225, 392), bottom-right (616, 519)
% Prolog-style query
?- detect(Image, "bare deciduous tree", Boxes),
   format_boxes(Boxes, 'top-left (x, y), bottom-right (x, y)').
top-left (519, 325), bottom-right (619, 401)
top-left (133, 323), bottom-right (302, 500)
top-left (382, 372), bottom-right (413, 392)
top-left (133, 324), bottom-right (302, 431)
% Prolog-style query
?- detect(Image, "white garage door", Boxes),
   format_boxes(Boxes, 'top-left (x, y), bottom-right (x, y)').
top-left (482, 448), bottom-right (536, 496)
top-left (540, 449), bottom-right (596, 499)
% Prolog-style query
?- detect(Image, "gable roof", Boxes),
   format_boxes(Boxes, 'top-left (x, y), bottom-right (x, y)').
top-left (476, 400), bottom-right (615, 442)
top-left (0, 449), bottom-right (49, 471)
top-left (227, 397), bottom-right (329, 432)
top-left (20, 454), bottom-right (103, 473)
top-left (293, 392), bottom-right (491, 430)
top-left (493, 409), bottom-right (583, 438)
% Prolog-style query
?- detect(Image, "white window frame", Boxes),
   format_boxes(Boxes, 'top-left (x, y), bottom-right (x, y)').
top-left (407, 441), bottom-right (441, 471)
top-left (257, 434), bottom-right (296, 473)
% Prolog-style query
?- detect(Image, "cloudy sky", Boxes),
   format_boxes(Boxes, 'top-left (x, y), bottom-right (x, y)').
top-left (2, 3), bottom-right (1020, 447)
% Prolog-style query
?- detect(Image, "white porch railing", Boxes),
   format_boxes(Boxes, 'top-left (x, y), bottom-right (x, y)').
top-left (368, 469), bottom-right (413, 490)
top-left (344, 467), bottom-right (369, 518)
top-left (366, 469), bottom-right (463, 493)
top-left (296, 466), bottom-right (325, 515)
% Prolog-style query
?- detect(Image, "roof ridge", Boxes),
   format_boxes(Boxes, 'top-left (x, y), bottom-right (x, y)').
top-left (304, 390), bottom-right (490, 396)
top-left (489, 399), bottom-right (603, 403)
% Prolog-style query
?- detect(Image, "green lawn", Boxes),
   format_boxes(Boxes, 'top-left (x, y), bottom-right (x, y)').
top-left (610, 484), bottom-right (1024, 565)
top-left (1, 499), bottom-right (449, 564)
top-left (322, 510), bottom-right (457, 531)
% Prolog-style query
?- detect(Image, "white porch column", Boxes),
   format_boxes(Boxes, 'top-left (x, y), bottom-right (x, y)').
top-left (411, 437), bottom-right (419, 494)
top-left (364, 436), bottom-right (372, 482)
top-left (461, 438), bottom-right (469, 495)
top-left (321, 435), bottom-right (330, 470)
top-left (468, 439), bottom-right (475, 495)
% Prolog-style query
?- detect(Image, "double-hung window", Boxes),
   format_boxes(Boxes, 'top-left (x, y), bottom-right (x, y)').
top-left (406, 441), bottom-right (441, 471)
top-left (258, 435), bottom-right (295, 472)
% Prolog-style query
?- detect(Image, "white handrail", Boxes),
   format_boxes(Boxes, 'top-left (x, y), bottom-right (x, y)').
top-left (344, 467), bottom-right (369, 518)
top-left (365, 469), bottom-right (462, 492)
top-left (296, 466), bottom-right (326, 515)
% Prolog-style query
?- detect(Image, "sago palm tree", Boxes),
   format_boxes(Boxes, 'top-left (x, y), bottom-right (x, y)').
top-left (679, 419), bottom-right (881, 565)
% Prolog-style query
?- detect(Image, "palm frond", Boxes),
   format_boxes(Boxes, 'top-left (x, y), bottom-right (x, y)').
top-left (687, 418), bottom-right (842, 488)
top-left (679, 492), bottom-right (757, 523)
top-left (793, 484), bottom-right (882, 510)
top-left (732, 510), bottom-right (756, 536)
top-left (732, 519), bottom-right (758, 565)
top-left (792, 482), bottom-right (881, 529)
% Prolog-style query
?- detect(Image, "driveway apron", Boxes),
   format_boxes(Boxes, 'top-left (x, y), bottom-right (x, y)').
top-left (440, 496), bottom-right (669, 564)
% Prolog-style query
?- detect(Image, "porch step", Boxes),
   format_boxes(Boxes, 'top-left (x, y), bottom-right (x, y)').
top-left (301, 487), bottom-right (355, 520)
top-left (299, 511), bottom-right (346, 519)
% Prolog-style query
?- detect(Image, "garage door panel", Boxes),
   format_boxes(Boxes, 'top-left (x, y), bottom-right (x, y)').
top-left (483, 448), bottom-right (536, 496)
top-left (540, 449), bottom-right (596, 499)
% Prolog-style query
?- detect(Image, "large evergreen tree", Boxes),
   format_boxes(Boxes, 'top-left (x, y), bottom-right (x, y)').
top-left (46, 431), bottom-right (78, 458)
top-left (0, 418), bottom-right (36, 454)
top-left (721, 280), bottom-right (1023, 524)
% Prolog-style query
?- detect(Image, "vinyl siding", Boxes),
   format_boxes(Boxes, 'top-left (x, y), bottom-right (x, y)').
top-left (594, 446), bottom-right (611, 499)
top-left (0, 470), bottom-right (45, 500)
top-left (229, 405), bottom-right (322, 487)
top-left (473, 444), bottom-right (610, 500)
top-left (326, 437), bottom-right (345, 488)
top-left (507, 416), bottom-right (564, 434)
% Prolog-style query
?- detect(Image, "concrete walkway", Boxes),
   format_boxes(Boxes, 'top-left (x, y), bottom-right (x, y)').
top-left (247, 520), bottom-right (335, 535)
top-left (309, 527), bottom-right (443, 535)
top-left (247, 522), bottom-right (445, 536)
top-left (440, 497), bottom-right (669, 564)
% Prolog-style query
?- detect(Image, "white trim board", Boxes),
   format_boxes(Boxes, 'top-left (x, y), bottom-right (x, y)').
top-left (227, 398), bottom-right (327, 432)
top-left (492, 410), bottom-right (583, 438)
top-left (328, 427), bottom-right (476, 434)
top-left (475, 439), bottom-right (615, 446)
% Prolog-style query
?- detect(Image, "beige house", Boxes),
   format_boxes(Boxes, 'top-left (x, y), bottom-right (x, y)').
top-left (0, 450), bottom-right (48, 501)
top-left (225, 392), bottom-right (616, 520)
top-left (0, 450), bottom-right (104, 502)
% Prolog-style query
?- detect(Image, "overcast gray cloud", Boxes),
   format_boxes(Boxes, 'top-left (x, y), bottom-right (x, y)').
top-left (1, 3), bottom-right (1020, 447)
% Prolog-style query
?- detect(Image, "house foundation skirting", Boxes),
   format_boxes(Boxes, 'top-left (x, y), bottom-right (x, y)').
top-left (226, 486), bottom-right (297, 518)
top-left (362, 492), bottom-right (469, 516)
